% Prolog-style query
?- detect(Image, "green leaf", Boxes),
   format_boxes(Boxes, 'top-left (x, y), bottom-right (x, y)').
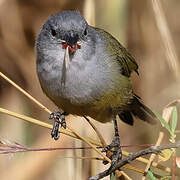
top-left (110, 173), bottom-right (115, 180)
top-left (154, 112), bottom-right (173, 136)
top-left (170, 106), bottom-right (178, 135)
top-left (158, 149), bottom-right (173, 162)
top-left (147, 170), bottom-right (156, 180)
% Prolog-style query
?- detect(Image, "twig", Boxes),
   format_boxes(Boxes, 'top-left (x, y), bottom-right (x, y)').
top-left (83, 0), bottom-right (95, 26)
top-left (119, 171), bottom-right (132, 180)
top-left (172, 152), bottom-right (176, 180)
top-left (0, 139), bottom-right (101, 154)
top-left (151, 0), bottom-right (180, 78)
top-left (0, 107), bottom-right (101, 147)
top-left (0, 71), bottom-right (51, 114)
top-left (88, 141), bottom-right (180, 180)
top-left (124, 165), bottom-right (144, 174)
top-left (83, 116), bottom-right (107, 147)
top-left (0, 139), bottom-right (104, 160)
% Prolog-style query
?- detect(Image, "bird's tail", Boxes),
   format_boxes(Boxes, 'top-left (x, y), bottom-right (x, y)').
top-left (119, 94), bottom-right (157, 126)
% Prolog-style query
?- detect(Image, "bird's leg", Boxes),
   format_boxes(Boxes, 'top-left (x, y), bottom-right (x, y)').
top-left (49, 111), bottom-right (67, 140)
top-left (102, 114), bottom-right (122, 166)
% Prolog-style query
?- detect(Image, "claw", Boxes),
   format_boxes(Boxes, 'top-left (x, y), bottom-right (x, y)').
top-left (102, 136), bottom-right (122, 166)
top-left (51, 118), bottom-right (60, 140)
top-left (49, 112), bottom-right (55, 119)
top-left (102, 144), bottom-right (113, 153)
top-left (60, 114), bottom-right (66, 129)
top-left (110, 148), bottom-right (122, 167)
top-left (49, 111), bottom-right (67, 140)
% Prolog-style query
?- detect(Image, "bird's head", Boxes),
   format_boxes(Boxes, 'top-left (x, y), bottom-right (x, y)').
top-left (36, 11), bottom-right (97, 71)
top-left (40, 11), bottom-right (89, 53)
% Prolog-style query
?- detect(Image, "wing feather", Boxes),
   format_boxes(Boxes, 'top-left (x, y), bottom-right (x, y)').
top-left (95, 27), bottom-right (139, 77)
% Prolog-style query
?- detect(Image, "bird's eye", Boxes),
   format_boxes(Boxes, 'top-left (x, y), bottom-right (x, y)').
top-left (84, 28), bottom-right (88, 36)
top-left (51, 29), bottom-right (57, 37)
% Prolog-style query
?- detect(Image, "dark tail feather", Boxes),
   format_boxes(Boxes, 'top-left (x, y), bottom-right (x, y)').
top-left (119, 94), bottom-right (157, 125)
top-left (119, 111), bottom-right (134, 125)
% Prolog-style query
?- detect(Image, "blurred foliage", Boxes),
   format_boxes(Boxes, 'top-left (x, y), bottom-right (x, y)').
top-left (0, 0), bottom-right (180, 179)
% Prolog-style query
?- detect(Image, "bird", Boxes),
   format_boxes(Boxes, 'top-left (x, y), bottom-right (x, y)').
top-left (36, 10), bottom-right (156, 164)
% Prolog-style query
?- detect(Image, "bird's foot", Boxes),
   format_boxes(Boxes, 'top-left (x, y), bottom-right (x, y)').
top-left (102, 136), bottom-right (122, 166)
top-left (49, 111), bottom-right (66, 140)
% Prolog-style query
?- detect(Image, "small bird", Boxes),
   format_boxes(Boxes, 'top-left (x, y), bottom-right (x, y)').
top-left (36, 10), bottom-right (156, 163)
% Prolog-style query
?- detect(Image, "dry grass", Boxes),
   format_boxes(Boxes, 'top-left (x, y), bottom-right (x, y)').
top-left (0, 0), bottom-right (180, 179)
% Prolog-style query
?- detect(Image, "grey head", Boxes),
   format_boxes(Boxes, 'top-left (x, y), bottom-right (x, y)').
top-left (36, 11), bottom-right (97, 69)
top-left (38, 11), bottom-right (88, 43)
top-left (43, 11), bottom-right (88, 45)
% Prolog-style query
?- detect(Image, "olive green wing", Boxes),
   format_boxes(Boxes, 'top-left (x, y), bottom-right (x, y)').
top-left (95, 27), bottom-right (139, 77)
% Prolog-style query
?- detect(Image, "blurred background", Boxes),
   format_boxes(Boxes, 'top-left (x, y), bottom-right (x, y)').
top-left (0, 0), bottom-right (180, 179)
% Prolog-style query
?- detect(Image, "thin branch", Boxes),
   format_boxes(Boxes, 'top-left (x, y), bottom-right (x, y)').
top-left (0, 71), bottom-right (51, 114)
top-left (0, 107), bottom-right (101, 147)
top-left (151, 0), bottom-right (180, 78)
top-left (0, 139), bottom-right (101, 154)
top-left (83, 116), bottom-right (107, 147)
top-left (172, 152), bottom-right (176, 180)
top-left (88, 141), bottom-right (180, 180)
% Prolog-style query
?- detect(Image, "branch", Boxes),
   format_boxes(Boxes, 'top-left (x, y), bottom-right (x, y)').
top-left (88, 141), bottom-right (180, 180)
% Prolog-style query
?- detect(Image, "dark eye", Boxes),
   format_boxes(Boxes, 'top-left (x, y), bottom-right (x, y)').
top-left (51, 29), bottom-right (57, 36)
top-left (84, 28), bottom-right (88, 36)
